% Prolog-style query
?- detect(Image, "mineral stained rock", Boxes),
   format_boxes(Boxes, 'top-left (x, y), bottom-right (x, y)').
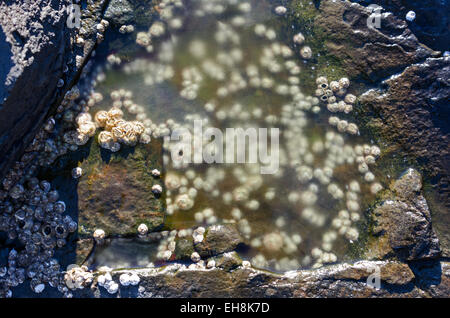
top-left (370, 168), bottom-right (440, 261)
top-left (76, 140), bottom-right (165, 237)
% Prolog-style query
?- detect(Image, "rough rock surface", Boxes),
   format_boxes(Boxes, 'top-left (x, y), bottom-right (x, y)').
top-left (195, 225), bottom-right (243, 257)
top-left (174, 238), bottom-right (195, 261)
top-left (76, 140), bottom-right (165, 238)
top-left (315, 0), bottom-right (436, 82)
top-left (0, 0), bottom-right (108, 182)
top-left (62, 260), bottom-right (448, 298)
top-left (104, 0), bottom-right (135, 25)
top-left (351, 0), bottom-right (450, 52)
top-left (104, 0), bottom-right (159, 27)
top-left (0, 0), bottom-right (68, 181)
top-left (360, 58), bottom-right (450, 255)
top-left (369, 169), bottom-right (440, 261)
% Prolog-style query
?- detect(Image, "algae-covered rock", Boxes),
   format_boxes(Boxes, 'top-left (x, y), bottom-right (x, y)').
top-left (76, 138), bottom-right (165, 238)
top-left (195, 224), bottom-right (243, 257)
top-left (174, 238), bottom-right (194, 261)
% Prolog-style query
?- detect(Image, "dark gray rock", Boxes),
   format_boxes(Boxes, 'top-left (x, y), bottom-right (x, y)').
top-left (68, 260), bottom-right (435, 298)
top-left (350, 0), bottom-right (450, 52)
top-left (195, 224), bottom-right (243, 257)
top-left (0, 0), bottom-right (108, 183)
top-left (314, 0), bottom-right (437, 82)
top-left (0, 0), bottom-right (68, 181)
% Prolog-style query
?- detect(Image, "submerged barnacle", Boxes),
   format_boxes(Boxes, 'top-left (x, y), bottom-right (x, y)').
top-left (293, 32), bottom-right (305, 45)
top-left (300, 46), bottom-right (312, 59)
top-left (275, 6), bottom-right (287, 15)
top-left (152, 184), bottom-right (163, 195)
top-left (263, 232), bottom-right (284, 252)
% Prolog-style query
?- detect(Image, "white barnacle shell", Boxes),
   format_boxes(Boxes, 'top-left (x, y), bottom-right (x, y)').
top-left (94, 110), bottom-right (109, 127)
top-left (137, 223), bottom-right (148, 236)
top-left (72, 167), bottom-right (83, 179)
top-left (191, 252), bottom-right (201, 263)
top-left (300, 46), bottom-right (312, 59)
top-left (293, 32), bottom-right (305, 45)
top-left (339, 77), bottom-right (350, 89)
top-left (329, 81), bottom-right (340, 92)
top-left (151, 169), bottom-right (161, 177)
top-left (344, 94), bottom-right (357, 104)
top-left (93, 229), bottom-right (106, 241)
top-left (406, 11), bottom-right (416, 22)
top-left (98, 131), bottom-right (114, 149)
top-left (275, 6), bottom-right (287, 15)
top-left (152, 184), bottom-right (163, 194)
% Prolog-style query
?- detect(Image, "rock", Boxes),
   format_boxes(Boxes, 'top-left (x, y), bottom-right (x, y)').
top-left (314, 0), bottom-right (436, 82)
top-left (331, 261), bottom-right (415, 285)
top-left (0, 0), bottom-right (108, 182)
top-left (393, 168), bottom-right (422, 201)
top-left (68, 260), bottom-right (450, 298)
top-left (195, 224), bottom-right (243, 257)
top-left (104, 0), bottom-right (134, 26)
top-left (213, 252), bottom-right (242, 272)
top-left (76, 140), bottom-right (165, 237)
top-left (55, 238), bottom-right (94, 268)
top-left (350, 0), bottom-right (450, 52)
top-left (174, 239), bottom-right (195, 261)
top-left (417, 261), bottom-right (450, 297)
top-left (370, 169), bottom-right (440, 261)
top-left (0, 0), bottom-right (67, 181)
top-left (360, 58), bottom-right (450, 255)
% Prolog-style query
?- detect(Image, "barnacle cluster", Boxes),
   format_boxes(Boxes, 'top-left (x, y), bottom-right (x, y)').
top-left (0, 179), bottom-right (77, 296)
top-left (315, 76), bottom-right (360, 135)
top-left (64, 265), bottom-right (94, 290)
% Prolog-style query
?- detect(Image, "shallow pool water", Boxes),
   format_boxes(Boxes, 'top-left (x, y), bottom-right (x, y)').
top-left (87, 0), bottom-right (384, 272)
